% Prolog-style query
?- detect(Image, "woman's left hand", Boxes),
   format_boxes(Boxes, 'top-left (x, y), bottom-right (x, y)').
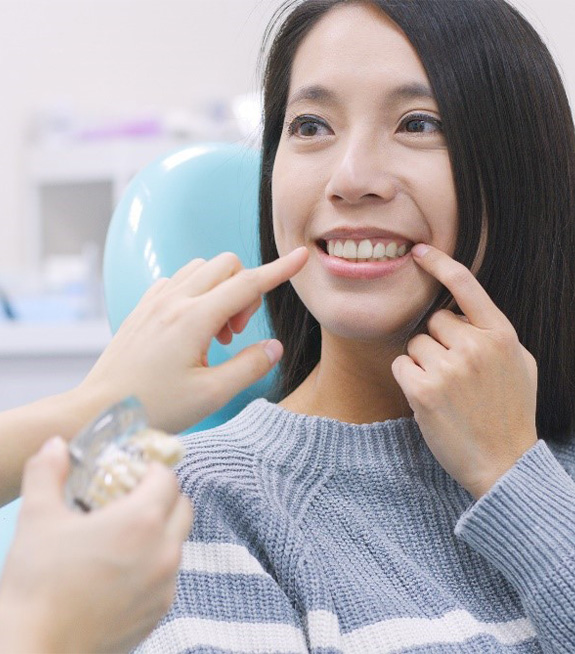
top-left (391, 244), bottom-right (538, 499)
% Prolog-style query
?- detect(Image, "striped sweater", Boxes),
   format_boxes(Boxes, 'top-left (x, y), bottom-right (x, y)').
top-left (136, 399), bottom-right (575, 653)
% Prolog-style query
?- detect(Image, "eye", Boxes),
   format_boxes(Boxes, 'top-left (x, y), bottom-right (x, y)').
top-left (287, 114), bottom-right (332, 138)
top-left (400, 113), bottom-right (443, 135)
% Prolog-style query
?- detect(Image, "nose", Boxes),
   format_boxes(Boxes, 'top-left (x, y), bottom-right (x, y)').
top-left (325, 136), bottom-right (398, 205)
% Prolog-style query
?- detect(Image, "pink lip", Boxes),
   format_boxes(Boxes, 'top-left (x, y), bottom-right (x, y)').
top-left (316, 242), bottom-right (412, 280)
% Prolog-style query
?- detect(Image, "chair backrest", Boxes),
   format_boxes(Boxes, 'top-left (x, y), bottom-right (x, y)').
top-left (103, 142), bottom-right (271, 432)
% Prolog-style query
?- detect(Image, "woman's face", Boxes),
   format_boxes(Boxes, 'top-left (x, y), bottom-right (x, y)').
top-left (272, 3), bottom-right (458, 342)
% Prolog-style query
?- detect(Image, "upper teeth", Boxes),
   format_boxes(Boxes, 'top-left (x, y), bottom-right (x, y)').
top-left (326, 239), bottom-right (409, 262)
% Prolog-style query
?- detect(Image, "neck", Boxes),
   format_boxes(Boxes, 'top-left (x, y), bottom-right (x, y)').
top-left (279, 330), bottom-right (413, 424)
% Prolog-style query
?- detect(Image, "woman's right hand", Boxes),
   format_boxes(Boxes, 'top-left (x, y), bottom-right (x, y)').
top-left (79, 247), bottom-right (309, 433)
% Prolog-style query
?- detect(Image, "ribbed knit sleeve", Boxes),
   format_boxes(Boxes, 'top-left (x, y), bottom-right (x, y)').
top-left (455, 440), bottom-right (575, 653)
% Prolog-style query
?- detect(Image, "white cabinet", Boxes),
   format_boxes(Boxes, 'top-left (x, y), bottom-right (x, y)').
top-left (0, 320), bottom-right (112, 411)
top-left (27, 137), bottom-right (188, 267)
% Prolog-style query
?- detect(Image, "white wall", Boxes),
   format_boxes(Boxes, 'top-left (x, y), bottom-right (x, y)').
top-left (0, 0), bottom-right (280, 273)
top-left (0, 0), bottom-right (573, 274)
top-left (509, 0), bottom-right (575, 106)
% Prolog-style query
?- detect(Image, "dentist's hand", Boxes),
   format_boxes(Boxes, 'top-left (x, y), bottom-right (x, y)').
top-left (79, 247), bottom-right (309, 433)
top-left (0, 436), bottom-right (192, 654)
top-left (392, 244), bottom-right (538, 499)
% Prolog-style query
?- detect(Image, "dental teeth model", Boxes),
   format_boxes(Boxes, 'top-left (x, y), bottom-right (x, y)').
top-left (65, 397), bottom-right (184, 511)
top-left (82, 428), bottom-right (184, 510)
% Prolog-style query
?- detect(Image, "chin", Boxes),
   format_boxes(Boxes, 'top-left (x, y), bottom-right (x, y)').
top-left (314, 310), bottom-right (422, 346)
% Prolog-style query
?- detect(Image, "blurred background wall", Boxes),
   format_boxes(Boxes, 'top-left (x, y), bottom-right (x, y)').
top-left (0, 0), bottom-right (279, 275)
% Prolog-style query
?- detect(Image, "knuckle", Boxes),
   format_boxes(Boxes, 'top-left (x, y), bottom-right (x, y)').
top-left (143, 278), bottom-right (170, 298)
top-left (406, 333), bottom-right (426, 354)
top-left (436, 356), bottom-right (456, 376)
top-left (156, 297), bottom-right (191, 325)
top-left (427, 309), bottom-right (450, 329)
top-left (218, 251), bottom-right (242, 271)
top-left (236, 267), bottom-right (259, 285)
top-left (457, 338), bottom-right (483, 367)
top-left (444, 266), bottom-right (470, 290)
top-left (491, 327), bottom-right (518, 350)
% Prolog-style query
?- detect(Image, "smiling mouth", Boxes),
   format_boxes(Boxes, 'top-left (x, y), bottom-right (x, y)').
top-left (318, 238), bottom-right (413, 262)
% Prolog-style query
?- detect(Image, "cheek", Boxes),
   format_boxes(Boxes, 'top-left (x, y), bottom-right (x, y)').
top-left (410, 156), bottom-right (458, 253)
top-left (271, 167), bottom-right (290, 256)
top-left (271, 148), bottom-right (313, 255)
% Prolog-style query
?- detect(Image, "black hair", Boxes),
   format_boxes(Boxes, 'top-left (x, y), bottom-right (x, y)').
top-left (259, 0), bottom-right (575, 442)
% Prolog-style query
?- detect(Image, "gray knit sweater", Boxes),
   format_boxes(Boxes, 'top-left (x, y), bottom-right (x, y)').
top-left (136, 399), bottom-right (575, 653)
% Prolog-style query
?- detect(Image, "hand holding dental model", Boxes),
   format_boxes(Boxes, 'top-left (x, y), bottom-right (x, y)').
top-left (66, 397), bottom-right (186, 512)
top-left (0, 246), bottom-right (309, 505)
top-left (393, 244), bottom-right (538, 499)
top-left (0, 436), bottom-right (193, 654)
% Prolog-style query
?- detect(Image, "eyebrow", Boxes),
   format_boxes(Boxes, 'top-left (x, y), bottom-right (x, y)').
top-left (287, 85), bottom-right (337, 108)
top-left (389, 82), bottom-right (435, 103)
top-left (286, 82), bottom-right (436, 108)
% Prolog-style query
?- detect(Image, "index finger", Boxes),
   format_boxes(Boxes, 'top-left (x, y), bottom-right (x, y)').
top-left (201, 246), bottom-right (309, 330)
top-left (411, 243), bottom-right (508, 329)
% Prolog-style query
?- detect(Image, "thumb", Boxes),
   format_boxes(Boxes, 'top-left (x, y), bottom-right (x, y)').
top-left (21, 436), bottom-right (71, 507)
top-left (208, 339), bottom-right (283, 402)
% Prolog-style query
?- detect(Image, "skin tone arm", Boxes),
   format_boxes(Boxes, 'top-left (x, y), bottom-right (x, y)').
top-left (0, 435), bottom-right (193, 654)
top-left (392, 243), bottom-right (538, 499)
top-left (0, 246), bottom-right (309, 506)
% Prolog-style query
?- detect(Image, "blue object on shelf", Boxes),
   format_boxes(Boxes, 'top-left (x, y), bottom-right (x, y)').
top-left (103, 142), bottom-right (271, 432)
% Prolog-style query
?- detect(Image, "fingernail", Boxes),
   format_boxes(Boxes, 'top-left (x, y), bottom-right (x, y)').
top-left (412, 243), bottom-right (430, 257)
top-left (263, 339), bottom-right (283, 365)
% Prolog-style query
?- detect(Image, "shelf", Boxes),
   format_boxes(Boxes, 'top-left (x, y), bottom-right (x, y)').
top-left (29, 137), bottom-right (189, 184)
top-left (0, 319), bottom-right (111, 357)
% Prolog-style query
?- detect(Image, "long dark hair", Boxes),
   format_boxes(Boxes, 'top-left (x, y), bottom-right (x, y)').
top-left (259, 0), bottom-right (575, 443)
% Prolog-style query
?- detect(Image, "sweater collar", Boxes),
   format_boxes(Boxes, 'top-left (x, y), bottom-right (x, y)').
top-left (226, 398), bottom-right (436, 472)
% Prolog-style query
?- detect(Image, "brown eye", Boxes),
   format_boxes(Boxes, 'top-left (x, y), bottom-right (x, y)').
top-left (402, 114), bottom-right (443, 134)
top-left (299, 121), bottom-right (320, 136)
top-left (287, 115), bottom-right (331, 138)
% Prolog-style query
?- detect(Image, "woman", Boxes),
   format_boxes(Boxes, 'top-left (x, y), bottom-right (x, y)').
top-left (138, 0), bottom-right (575, 652)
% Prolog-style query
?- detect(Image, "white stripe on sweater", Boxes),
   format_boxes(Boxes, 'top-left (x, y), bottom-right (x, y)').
top-left (136, 609), bottom-right (536, 654)
top-left (307, 609), bottom-right (536, 653)
top-left (180, 541), bottom-right (269, 576)
top-left (136, 617), bottom-right (308, 654)
top-left (175, 542), bottom-right (537, 653)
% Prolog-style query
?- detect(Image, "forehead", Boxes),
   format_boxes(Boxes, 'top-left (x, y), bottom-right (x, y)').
top-left (289, 3), bottom-right (431, 95)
